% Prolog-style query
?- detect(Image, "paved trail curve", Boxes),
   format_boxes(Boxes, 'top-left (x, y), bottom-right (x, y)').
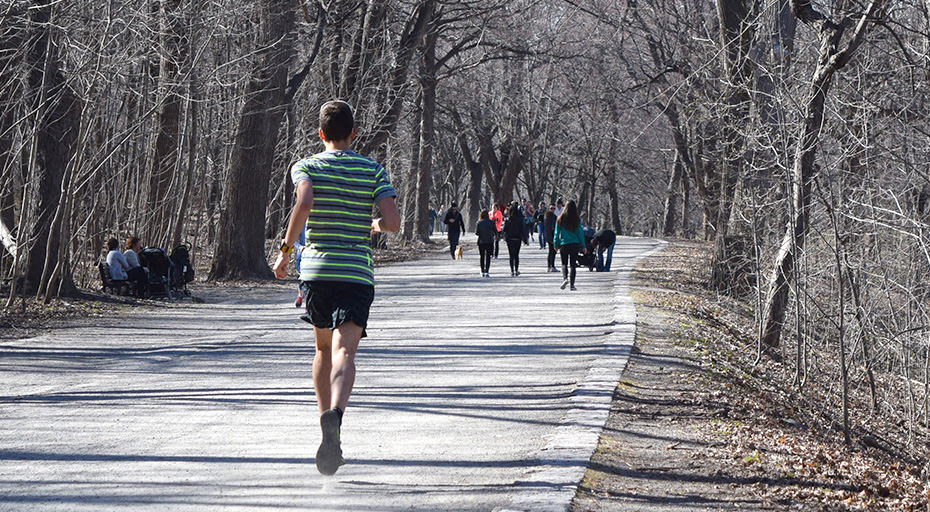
top-left (0, 235), bottom-right (663, 512)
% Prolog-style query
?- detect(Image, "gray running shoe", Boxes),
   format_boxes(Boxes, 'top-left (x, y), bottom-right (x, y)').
top-left (316, 408), bottom-right (344, 476)
top-left (560, 279), bottom-right (569, 290)
top-left (570, 285), bottom-right (577, 291)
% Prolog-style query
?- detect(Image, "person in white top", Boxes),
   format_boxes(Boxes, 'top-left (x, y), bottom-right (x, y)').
top-left (106, 238), bottom-right (130, 280)
top-left (124, 237), bottom-right (143, 269)
top-left (106, 237), bottom-right (147, 297)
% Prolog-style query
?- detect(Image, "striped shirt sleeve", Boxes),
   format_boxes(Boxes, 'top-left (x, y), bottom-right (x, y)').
top-left (291, 160), bottom-right (313, 187)
top-left (372, 164), bottom-right (396, 203)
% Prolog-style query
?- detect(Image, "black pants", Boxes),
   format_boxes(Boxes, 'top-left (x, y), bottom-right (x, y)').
top-left (478, 243), bottom-right (493, 273)
top-left (448, 232), bottom-right (460, 258)
top-left (494, 232), bottom-right (501, 258)
top-left (127, 266), bottom-right (148, 297)
top-left (560, 243), bottom-right (581, 286)
top-left (547, 241), bottom-right (557, 269)
top-left (506, 239), bottom-right (522, 273)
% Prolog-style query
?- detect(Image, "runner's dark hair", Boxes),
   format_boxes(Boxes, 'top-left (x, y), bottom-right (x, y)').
top-left (319, 100), bottom-right (354, 141)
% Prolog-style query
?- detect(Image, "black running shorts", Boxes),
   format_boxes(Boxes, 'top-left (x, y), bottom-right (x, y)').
top-left (299, 280), bottom-right (375, 338)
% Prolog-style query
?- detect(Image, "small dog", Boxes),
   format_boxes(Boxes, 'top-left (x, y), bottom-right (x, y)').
top-left (454, 245), bottom-right (464, 260)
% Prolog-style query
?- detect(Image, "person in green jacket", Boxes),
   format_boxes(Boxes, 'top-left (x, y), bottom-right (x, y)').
top-left (553, 200), bottom-right (587, 291)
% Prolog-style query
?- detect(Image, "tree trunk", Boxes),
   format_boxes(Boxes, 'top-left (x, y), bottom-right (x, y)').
top-left (358, 1), bottom-right (432, 157)
top-left (710, 0), bottom-right (753, 290)
top-left (495, 142), bottom-right (527, 206)
top-left (760, 0), bottom-right (886, 350)
top-left (22, 4), bottom-right (81, 295)
top-left (402, 92), bottom-right (422, 240)
top-left (606, 164), bottom-right (622, 235)
top-left (171, 87), bottom-right (198, 249)
top-left (665, 105), bottom-right (716, 236)
top-left (454, 111), bottom-right (484, 230)
top-left (209, 0), bottom-right (296, 281)
top-left (662, 150), bottom-right (684, 236)
top-left (414, 12), bottom-right (438, 243)
top-left (0, 9), bottom-right (21, 260)
top-left (681, 161), bottom-right (692, 237)
top-left (148, 0), bottom-right (187, 246)
top-left (760, 68), bottom-right (832, 351)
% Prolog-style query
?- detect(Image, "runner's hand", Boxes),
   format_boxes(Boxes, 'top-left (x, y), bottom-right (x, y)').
top-left (272, 253), bottom-right (289, 279)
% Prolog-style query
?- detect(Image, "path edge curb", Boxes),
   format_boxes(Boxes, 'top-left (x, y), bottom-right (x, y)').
top-left (495, 238), bottom-right (669, 512)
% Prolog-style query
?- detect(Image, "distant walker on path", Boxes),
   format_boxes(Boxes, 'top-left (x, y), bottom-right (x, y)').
top-left (502, 202), bottom-right (529, 277)
top-left (272, 100), bottom-right (400, 476)
top-left (443, 202), bottom-right (466, 259)
top-left (475, 209), bottom-right (496, 277)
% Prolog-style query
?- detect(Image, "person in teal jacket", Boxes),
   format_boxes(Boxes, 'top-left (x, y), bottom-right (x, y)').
top-left (553, 200), bottom-right (587, 291)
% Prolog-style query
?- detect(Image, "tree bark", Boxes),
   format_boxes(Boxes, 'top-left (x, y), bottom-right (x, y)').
top-left (209, 0), bottom-right (296, 281)
top-left (402, 91), bottom-right (422, 239)
top-left (170, 87), bottom-right (198, 249)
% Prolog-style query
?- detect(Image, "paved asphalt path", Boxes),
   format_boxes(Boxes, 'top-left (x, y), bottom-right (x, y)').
top-left (0, 234), bottom-right (663, 512)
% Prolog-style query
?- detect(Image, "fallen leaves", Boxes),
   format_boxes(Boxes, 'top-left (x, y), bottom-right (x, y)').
top-left (630, 240), bottom-right (930, 511)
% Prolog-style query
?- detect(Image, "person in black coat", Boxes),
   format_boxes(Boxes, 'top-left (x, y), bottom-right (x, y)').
top-left (544, 205), bottom-right (558, 272)
top-left (502, 202), bottom-right (529, 276)
top-left (443, 202), bottom-right (466, 259)
top-left (474, 209), bottom-right (496, 277)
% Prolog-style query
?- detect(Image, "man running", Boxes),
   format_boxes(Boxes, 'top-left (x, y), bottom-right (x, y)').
top-left (273, 100), bottom-right (400, 476)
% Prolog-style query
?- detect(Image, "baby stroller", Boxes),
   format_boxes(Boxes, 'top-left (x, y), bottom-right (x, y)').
top-left (579, 225), bottom-right (597, 270)
top-left (170, 242), bottom-right (194, 297)
top-left (139, 247), bottom-right (178, 300)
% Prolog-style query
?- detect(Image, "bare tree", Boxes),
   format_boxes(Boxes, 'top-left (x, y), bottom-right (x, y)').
top-left (760, 0), bottom-right (890, 351)
top-left (209, 0), bottom-right (297, 280)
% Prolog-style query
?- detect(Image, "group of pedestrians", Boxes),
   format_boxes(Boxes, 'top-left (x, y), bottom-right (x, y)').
top-left (445, 198), bottom-right (615, 292)
top-left (474, 202), bottom-right (530, 277)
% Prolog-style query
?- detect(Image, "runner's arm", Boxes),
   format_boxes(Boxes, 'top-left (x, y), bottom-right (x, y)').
top-left (372, 196), bottom-right (400, 233)
top-left (273, 180), bottom-right (313, 278)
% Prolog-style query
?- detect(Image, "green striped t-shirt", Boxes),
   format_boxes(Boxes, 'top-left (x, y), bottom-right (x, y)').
top-left (291, 149), bottom-right (396, 286)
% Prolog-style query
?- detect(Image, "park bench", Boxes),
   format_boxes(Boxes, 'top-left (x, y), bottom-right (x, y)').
top-left (97, 262), bottom-right (131, 296)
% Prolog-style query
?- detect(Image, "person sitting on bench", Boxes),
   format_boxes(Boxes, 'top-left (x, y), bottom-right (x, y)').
top-left (123, 236), bottom-right (149, 297)
top-left (106, 237), bottom-right (146, 297)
